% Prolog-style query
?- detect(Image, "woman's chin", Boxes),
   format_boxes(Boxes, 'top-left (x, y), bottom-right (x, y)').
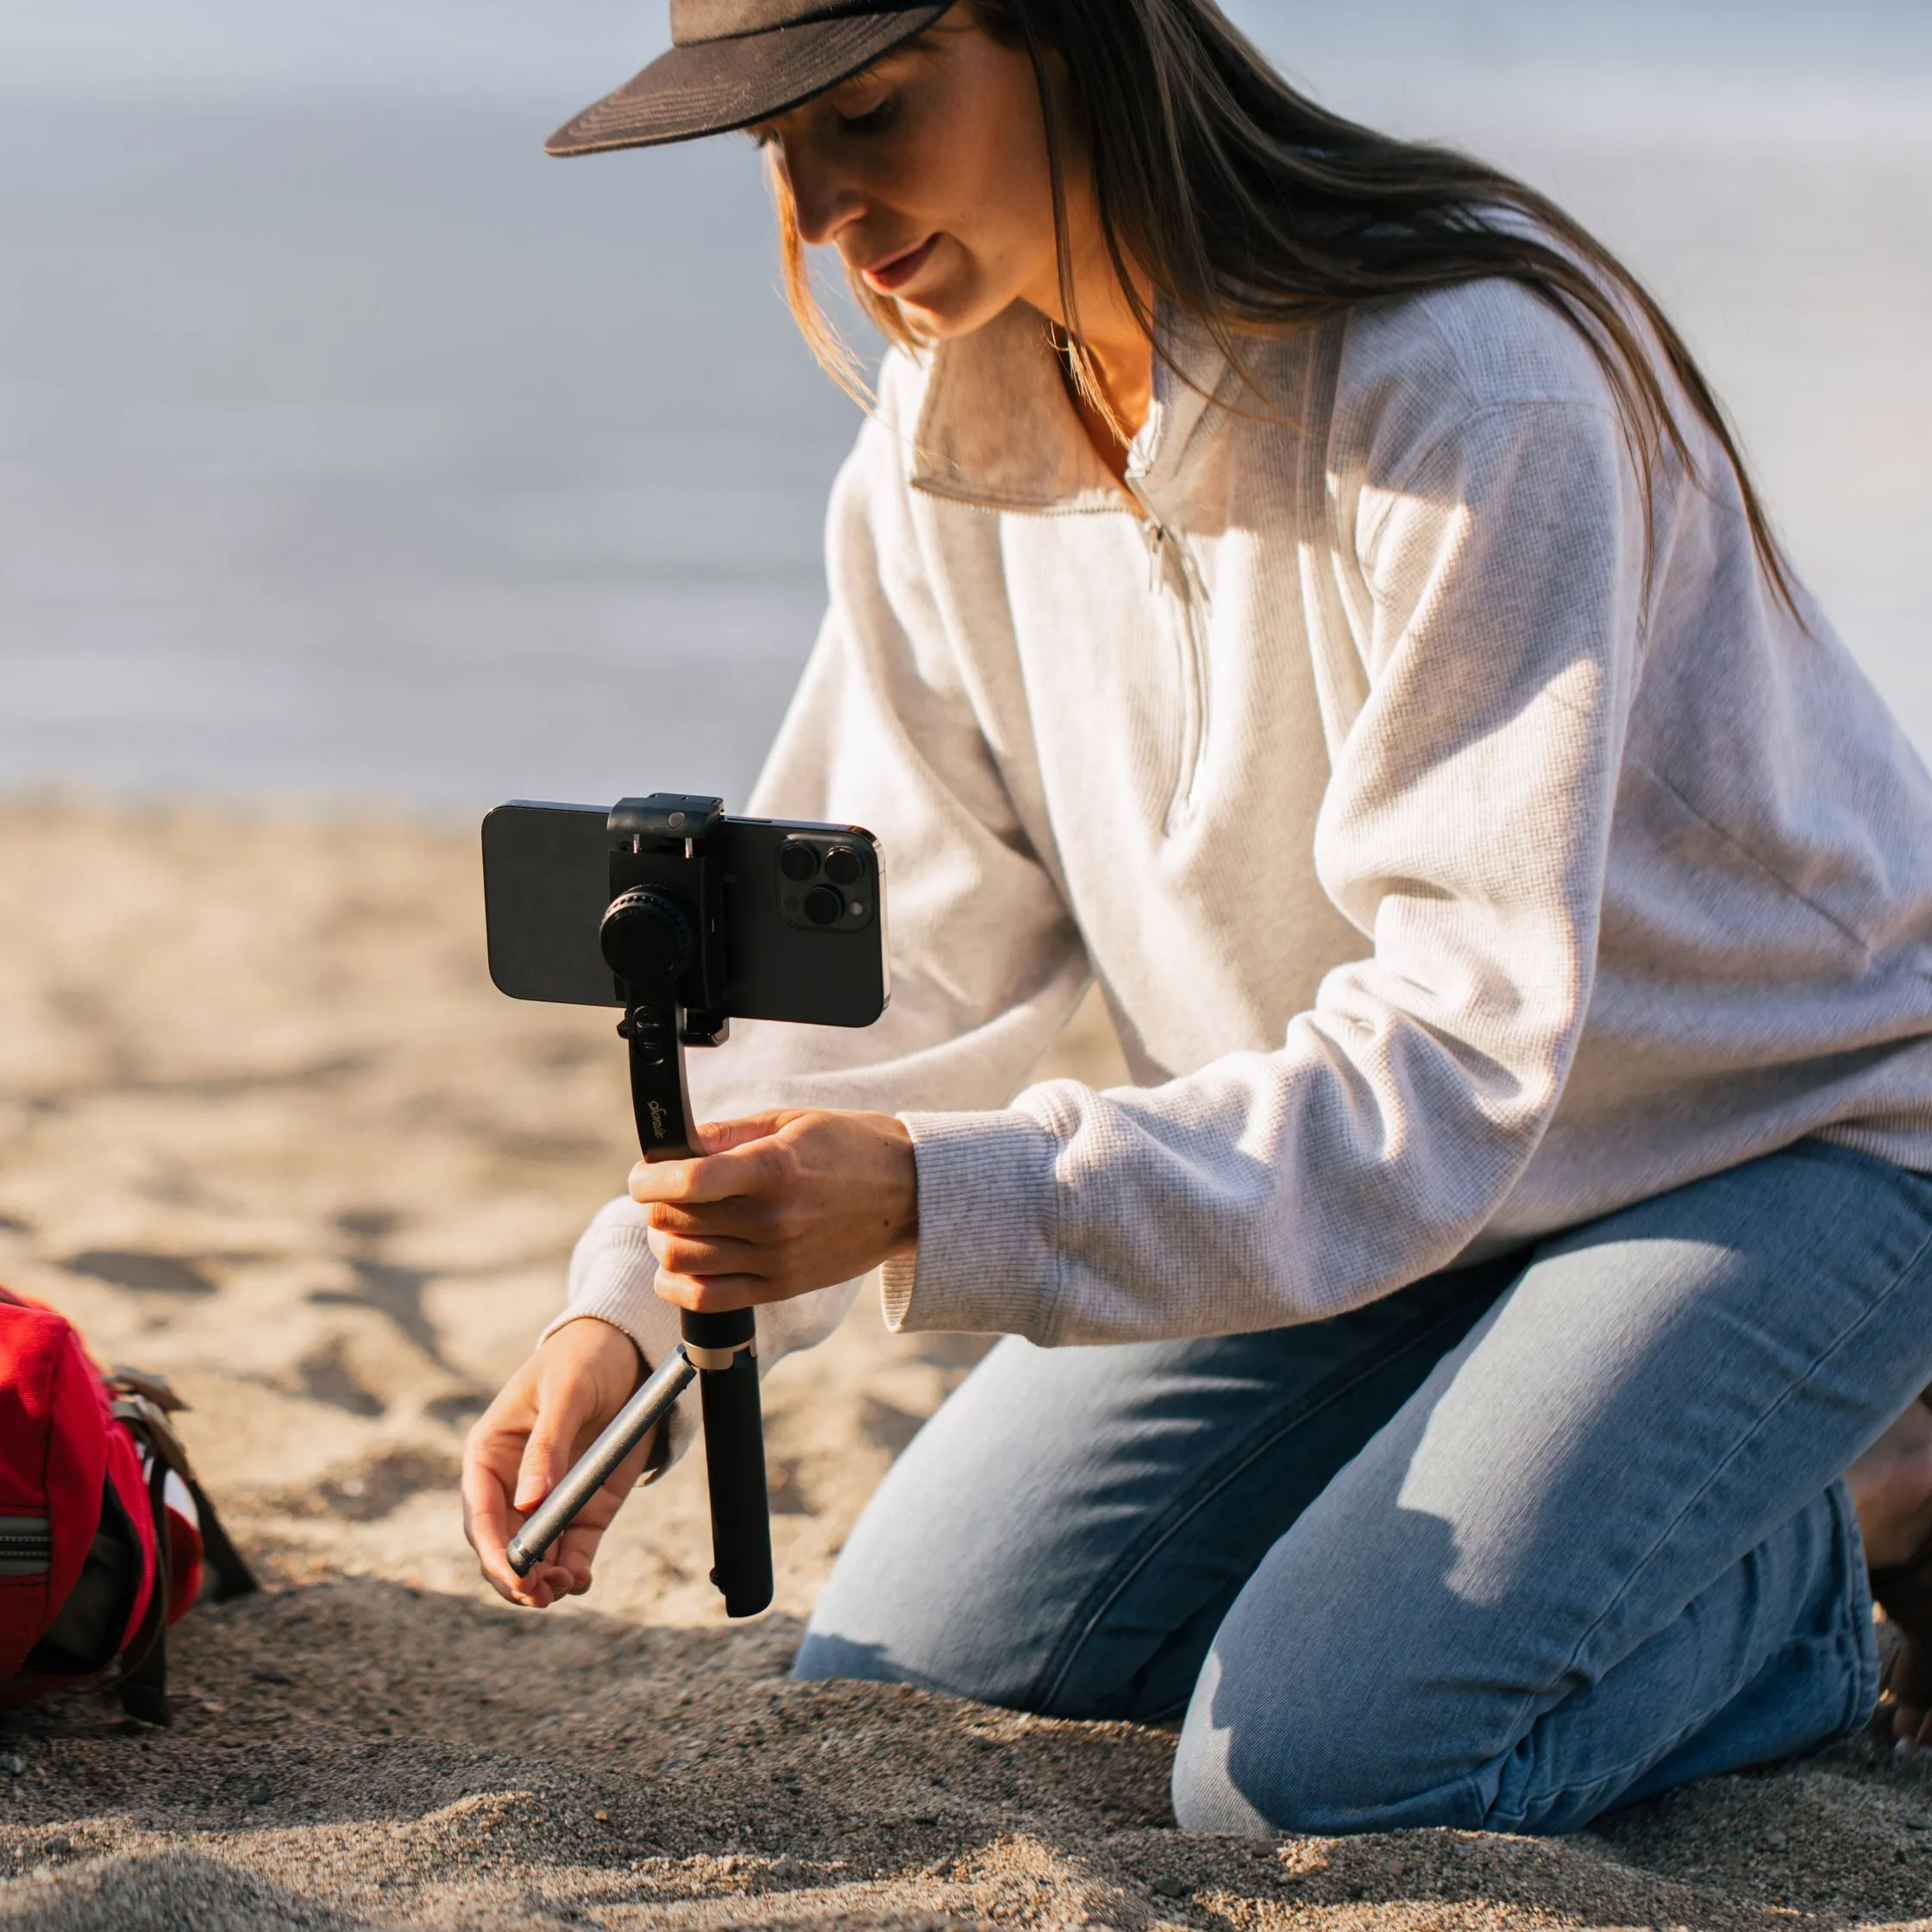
top-left (884, 262), bottom-right (1019, 342)
top-left (895, 288), bottom-right (1012, 342)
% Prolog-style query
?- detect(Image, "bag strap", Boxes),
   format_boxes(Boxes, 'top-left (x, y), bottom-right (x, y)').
top-left (109, 1390), bottom-right (260, 1602)
top-left (107, 1388), bottom-right (260, 1724)
top-left (111, 1446), bottom-right (172, 1726)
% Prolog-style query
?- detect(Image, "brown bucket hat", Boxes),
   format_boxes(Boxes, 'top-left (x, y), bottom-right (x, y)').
top-left (546, 0), bottom-right (953, 157)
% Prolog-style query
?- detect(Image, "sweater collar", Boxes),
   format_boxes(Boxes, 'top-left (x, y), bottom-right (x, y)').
top-left (907, 298), bottom-right (1230, 517)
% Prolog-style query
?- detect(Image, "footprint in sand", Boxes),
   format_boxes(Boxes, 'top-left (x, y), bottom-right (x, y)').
top-left (306, 1207), bottom-right (455, 1372)
top-left (63, 1248), bottom-right (218, 1296)
top-left (296, 1336), bottom-right (386, 1419)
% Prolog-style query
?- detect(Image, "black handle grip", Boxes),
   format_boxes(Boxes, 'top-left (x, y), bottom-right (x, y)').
top-left (684, 1308), bottom-right (772, 1617)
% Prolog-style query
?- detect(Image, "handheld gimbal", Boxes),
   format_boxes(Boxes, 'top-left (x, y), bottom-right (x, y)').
top-left (505, 795), bottom-right (773, 1615)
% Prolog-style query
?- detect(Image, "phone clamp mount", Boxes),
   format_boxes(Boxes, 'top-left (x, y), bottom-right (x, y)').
top-left (506, 795), bottom-right (774, 1617)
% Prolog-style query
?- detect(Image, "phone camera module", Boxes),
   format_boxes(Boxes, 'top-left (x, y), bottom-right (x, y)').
top-left (822, 845), bottom-right (863, 888)
top-left (803, 886), bottom-right (844, 927)
top-left (778, 840), bottom-right (819, 882)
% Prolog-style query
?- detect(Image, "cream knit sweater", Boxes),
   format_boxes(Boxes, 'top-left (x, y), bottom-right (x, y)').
top-left (554, 283), bottom-right (1932, 1448)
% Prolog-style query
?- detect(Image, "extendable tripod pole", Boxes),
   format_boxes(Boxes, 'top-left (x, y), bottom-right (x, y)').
top-left (505, 796), bottom-right (774, 1617)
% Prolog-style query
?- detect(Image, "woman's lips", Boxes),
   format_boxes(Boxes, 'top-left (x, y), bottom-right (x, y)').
top-left (859, 235), bottom-right (939, 293)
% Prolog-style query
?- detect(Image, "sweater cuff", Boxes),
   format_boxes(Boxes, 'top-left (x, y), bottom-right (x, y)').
top-left (881, 1107), bottom-right (1063, 1341)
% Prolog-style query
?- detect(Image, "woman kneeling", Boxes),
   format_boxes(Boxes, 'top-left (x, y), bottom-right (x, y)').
top-left (465, 0), bottom-right (1932, 1835)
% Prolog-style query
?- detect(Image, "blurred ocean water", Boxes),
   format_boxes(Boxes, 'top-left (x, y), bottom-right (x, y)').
top-left (0, 1), bottom-right (1927, 812)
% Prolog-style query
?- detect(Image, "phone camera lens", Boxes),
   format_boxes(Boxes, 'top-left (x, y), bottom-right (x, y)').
top-left (822, 845), bottom-right (863, 887)
top-left (778, 840), bottom-right (819, 882)
top-left (803, 885), bottom-right (844, 926)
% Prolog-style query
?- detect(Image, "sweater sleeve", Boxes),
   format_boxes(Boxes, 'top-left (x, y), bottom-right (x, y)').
top-left (885, 397), bottom-right (1647, 1342)
top-left (545, 366), bottom-right (1089, 1448)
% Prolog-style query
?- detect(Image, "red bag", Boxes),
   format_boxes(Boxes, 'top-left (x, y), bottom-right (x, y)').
top-left (0, 1289), bottom-right (254, 1724)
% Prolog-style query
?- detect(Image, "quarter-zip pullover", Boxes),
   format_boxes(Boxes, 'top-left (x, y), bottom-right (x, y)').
top-left (555, 285), bottom-right (1932, 1454)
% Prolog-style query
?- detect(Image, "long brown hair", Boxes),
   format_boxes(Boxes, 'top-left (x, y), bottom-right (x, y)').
top-left (769, 0), bottom-right (1799, 612)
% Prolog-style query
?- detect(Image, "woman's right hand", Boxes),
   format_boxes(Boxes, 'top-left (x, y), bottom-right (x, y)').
top-left (462, 1315), bottom-right (655, 1610)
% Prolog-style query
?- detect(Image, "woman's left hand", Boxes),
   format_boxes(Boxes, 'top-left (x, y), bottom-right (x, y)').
top-left (630, 1108), bottom-right (919, 1312)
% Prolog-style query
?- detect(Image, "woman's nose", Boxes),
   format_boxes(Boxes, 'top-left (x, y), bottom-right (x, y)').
top-left (777, 136), bottom-right (863, 248)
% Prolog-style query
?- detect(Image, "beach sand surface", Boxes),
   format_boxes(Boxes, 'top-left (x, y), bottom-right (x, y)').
top-left (0, 800), bottom-right (1926, 1929)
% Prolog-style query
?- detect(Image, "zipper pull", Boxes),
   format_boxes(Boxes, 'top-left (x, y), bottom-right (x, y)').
top-left (1178, 542), bottom-right (1210, 613)
top-left (1125, 470), bottom-right (1176, 594)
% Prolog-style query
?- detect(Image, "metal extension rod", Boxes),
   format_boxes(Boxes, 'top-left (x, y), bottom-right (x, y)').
top-left (506, 1345), bottom-right (697, 1578)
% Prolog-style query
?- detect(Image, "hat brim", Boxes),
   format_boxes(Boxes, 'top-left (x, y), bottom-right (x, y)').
top-left (545, 6), bottom-right (952, 157)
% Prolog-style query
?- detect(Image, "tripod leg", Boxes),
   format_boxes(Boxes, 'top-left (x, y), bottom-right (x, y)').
top-left (685, 1308), bottom-right (773, 1617)
top-left (616, 1013), bottom-right (775, 1617)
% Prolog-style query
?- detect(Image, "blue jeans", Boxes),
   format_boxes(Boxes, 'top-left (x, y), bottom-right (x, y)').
top-left (794, 1141), bottom-right (1932, 1834)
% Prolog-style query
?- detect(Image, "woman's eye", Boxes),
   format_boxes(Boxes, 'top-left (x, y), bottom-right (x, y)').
top-left (837, 95), bottom-right (898, 135)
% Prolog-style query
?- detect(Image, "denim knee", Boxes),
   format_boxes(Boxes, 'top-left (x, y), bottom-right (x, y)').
top-left (1170, 1486), bottom-right (1883, 1838)
top-left (1170, 1647), bottom-right (1289, 1836)
top-left (1169, 1628), bottom-right (1477, 1837)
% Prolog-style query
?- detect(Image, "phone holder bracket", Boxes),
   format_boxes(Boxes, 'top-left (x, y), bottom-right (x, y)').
top-left (604, 794), bottom-right (729, 1159)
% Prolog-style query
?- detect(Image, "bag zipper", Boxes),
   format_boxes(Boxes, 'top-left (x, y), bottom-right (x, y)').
top-left (0, 1515), bottom-right (51, 1578)
top-left (1123, 472), bottom-right (1212, 831)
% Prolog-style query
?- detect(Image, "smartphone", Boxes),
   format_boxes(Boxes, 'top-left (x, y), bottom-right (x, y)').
top-left (481, 800), bottom-right (888, 1028)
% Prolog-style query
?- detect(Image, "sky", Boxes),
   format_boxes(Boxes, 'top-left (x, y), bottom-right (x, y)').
top-left (4, 1), bottom-right (1929, 101)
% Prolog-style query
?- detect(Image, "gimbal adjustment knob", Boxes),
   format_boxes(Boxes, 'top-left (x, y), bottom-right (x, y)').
top-left (599, 886), bottom-right (695, 985)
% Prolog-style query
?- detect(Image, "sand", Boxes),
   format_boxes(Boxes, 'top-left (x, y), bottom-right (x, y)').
top-left (0, 798), bottom-right (1927, 1931)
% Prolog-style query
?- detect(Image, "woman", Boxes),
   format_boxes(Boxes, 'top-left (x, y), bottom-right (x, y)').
top-left (464, 0), bottom-right (1932, 1834)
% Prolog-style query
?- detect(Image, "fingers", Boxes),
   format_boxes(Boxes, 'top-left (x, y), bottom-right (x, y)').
top-left (1898, 1698), bottom-right (1932, 1756)
top-left (461, 1369), bottom-right (537, 1588)
top-left (460, 1442), bottom-right (517, 1592)
top-left (462, 1319), bottom-right (652, 1612)
top-left (647, 1222), bottom-right (844, 1289)
top-left (654, 1268), bottom-right (771, 1314)
top-left (514, 1384), bottom-right (594, 1515)
top-left (467, 1413), bottom-right (643, 1610)
top-left (697, 1113), bottom-right (799, 1155)
top-left (499, 1465), bottom-right (648, 1608)
top-left (645, 1196), bottom-right (777, 1241)
top-left (647, 1224), bottom-right (770, 1280)
top-left (629, 1132), bottom-right (791, 1209)
top-left (551, 1521), bottom-right (608, 1598)
top-left (502, 1555), bottom-right (580, 1611)
top-left (631, 1109), bottom-right (918, 1311)
top-left (462, 1425), bottom-right (574, 1609)
top-left (1891, 1702), bottom-right (1922, 1753)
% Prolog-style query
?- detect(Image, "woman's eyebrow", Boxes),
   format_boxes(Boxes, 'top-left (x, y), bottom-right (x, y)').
top-left (851, 25), bottom-right (957, 85)
top-left (839, 45), bottom-right (926, 90)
